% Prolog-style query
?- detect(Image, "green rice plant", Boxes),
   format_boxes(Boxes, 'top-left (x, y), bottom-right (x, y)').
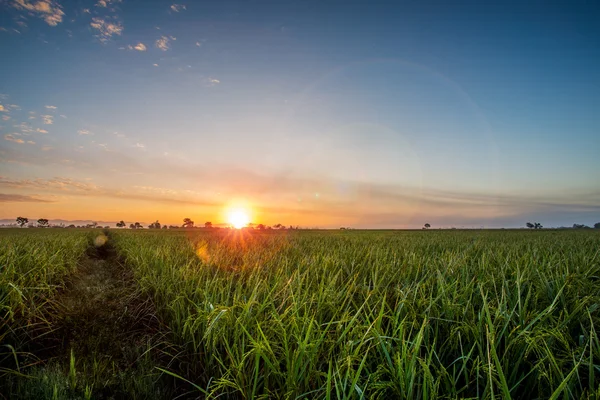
top-left (111, 229), bottom-right (600, 399)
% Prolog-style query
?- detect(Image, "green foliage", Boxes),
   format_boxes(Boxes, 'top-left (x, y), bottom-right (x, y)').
top-left (110, 229), bottom-right (600, 399)
top-left (0, 229), bottom-right (88, 326)
top-left (2, 228), bottom-right (599, 399)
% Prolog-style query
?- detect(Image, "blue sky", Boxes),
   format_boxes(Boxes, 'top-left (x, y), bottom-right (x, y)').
top-left (0, 0), bottom-right (599, 228)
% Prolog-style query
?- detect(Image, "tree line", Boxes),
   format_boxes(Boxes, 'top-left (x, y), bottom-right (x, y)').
top-left (12, 216), bottom-right (600, 230)
top-left (14, 217), bottom-right (298, 230)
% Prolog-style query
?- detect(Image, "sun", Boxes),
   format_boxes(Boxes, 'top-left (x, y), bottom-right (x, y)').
top-left (227, 208), bottom-right (250, 229)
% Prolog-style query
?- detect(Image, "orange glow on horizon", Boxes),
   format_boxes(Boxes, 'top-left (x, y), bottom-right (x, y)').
top-left (227, 207), bottom-right (251, 229)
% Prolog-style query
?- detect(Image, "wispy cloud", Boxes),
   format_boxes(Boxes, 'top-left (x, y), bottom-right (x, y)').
top-left (14, 122), bottom-right (34, 133)
top-left (36, 128), bottom-right (48, 133)
top-left (155, 36), bottom-right (170, 51)
top-left (0, 104), bottom-right (5, 112)
top-left (205, 77), bottom-right (221, 87)
top-left (170, 4), bottom-right (186, 12)
top-left (77, 129), bottom-right (92, 135)
top-left (41, 145), bottom-right (53, 151)
top-left (41, 115), bottom-right (53, 124)
top-left (0, 176), bottom-right (100, 192)
top-left (0, 175), bottom-right (218, 207)
top-left (10, 0), bottom-right (65, 26)
top-left (90, 17), bottom-right (123, 43)
top-left (44, 105), bottom-right (57, 109)
top-left (4, 134), bottom-right (25, 144)
top-left (2, 116), bottom-right (10, 121)
top-left (96, 0), bottom-right (121, 8)
top-left (27, 140), bottom-right (35, 145)
top-left (127, 42), bottom-right (146, 51)
top-left (0, 193), bottom-right (56, 203)
top-left (134, 142), bottom-right (145, 149)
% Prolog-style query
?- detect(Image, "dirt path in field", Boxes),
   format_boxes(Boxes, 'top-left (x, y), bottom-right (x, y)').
top-left (11, 232), bottom-right (186, 399)
top-left (50, 233), bottom-right (160, 372)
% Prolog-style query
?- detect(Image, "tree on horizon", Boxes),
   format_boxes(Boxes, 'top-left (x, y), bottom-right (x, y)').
top-left (16, 216), bottom-right (28, 228)
top-left (37, 218), bottom-right (49, 228)
top-left (148, 220), bottom-right (161, 229)
top-left (183, 218), bottom-right (194, 228)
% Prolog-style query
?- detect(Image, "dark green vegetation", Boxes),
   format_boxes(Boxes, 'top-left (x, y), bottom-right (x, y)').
top-left (2, 229), bottom-right (599, 399)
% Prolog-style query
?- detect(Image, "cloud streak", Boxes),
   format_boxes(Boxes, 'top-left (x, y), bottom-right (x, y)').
top-left (4, 134), bottom-right (25, 144)
top-left (170, 4), bottom-right (186, 12)
top-left (11, 0), bottom-right (64, 26)
top-left (90, 17), bottom-right (123, 43)
top-left (127, 43), bottom-right (146, 51)
top-left (0, 193), bottom-right (56, 203)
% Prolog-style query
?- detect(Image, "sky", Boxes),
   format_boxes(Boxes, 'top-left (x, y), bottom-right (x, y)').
top-left (0, 0), bottom-right (599, 228)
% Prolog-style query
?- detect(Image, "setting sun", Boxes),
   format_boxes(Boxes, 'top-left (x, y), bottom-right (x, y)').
top-left (227, 208), bottom-right (251, 229)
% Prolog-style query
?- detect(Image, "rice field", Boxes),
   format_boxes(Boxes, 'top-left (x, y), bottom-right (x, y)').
top-left (1, 228), bottom-right (599, 399)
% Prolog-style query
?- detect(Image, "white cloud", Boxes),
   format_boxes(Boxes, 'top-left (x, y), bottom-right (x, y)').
top-left (45, 105), bottom-right (57, 109)
top-left (135, 142), bottom-right (145, 149)
top-left (153, 63), bottom-right (159, 67)
top-left (170, 4), bottom-right (186, 12)
top-left (127, 42), bottom-right (146, 51)
top-left (59, 114), bottom-right (67, 118)
top-left (11, 0), bottom-right (65, 26)
top-left (90, 17), bottom-right (123, 43)
top-left (205, 77), bottom-right (221, 87)
top-left (36, 128), bottom-right (48, 133)
top-left (78, 129), bottom-right (92, 135)
top-left (4, 134), bottom-right (25, 144)
top-left (41, 115), bottom-right (53, 124)
top-left (195, 41), bottom-right (202, 47)
top-left (155, 36), bottom-right (170, 51)
top-left (27, 140), bottom-right (35, 145)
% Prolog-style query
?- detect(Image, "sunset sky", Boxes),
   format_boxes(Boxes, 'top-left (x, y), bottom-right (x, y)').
top-left (0, 0), bottom-right (599, 228)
